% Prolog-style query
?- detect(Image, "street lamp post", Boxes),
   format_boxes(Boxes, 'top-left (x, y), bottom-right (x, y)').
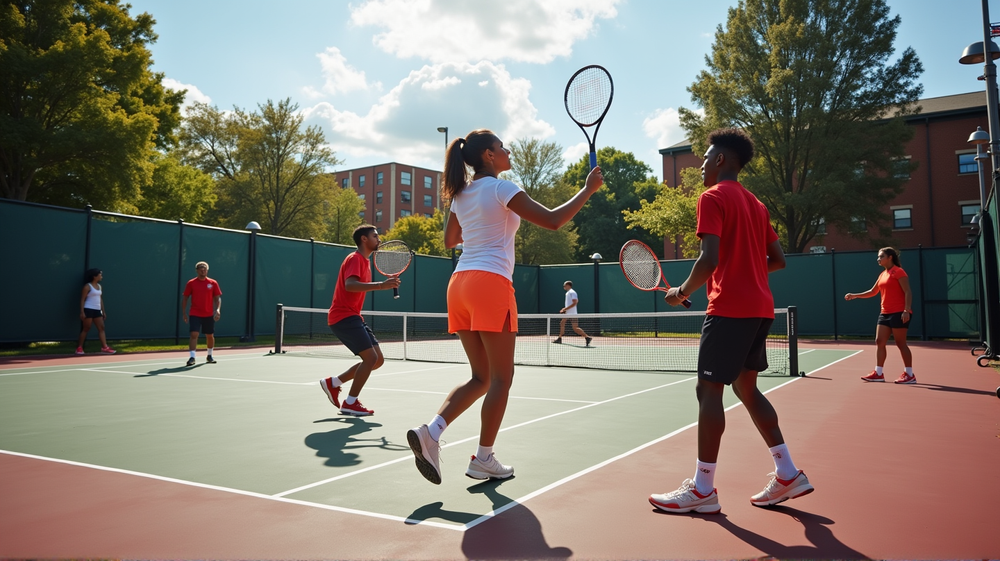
top-left (437, 127), bottom-right (448, 151)
top-left (242, 221), bottom-right (262, 343)
top-left (969, 126), bottom-right (991, 226)
top-left (590, 253), bottom-right (603, 313)
top-left (959, 0), bottom-right (1000, 178)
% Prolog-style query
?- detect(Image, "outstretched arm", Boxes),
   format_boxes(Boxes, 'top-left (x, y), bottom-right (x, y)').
top-left (506, 167), bottom-right (604, 230)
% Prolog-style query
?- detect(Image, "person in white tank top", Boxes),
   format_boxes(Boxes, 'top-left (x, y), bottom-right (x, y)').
top-left (76, 268), bottom-right (115, 355)
top-left (406, 129), bottom-right (604, 485)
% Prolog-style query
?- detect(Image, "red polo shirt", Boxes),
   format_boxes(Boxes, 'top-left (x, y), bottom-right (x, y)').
top-left (184, 277), bottom-right (222, 317)
top-left (328, 252), bottom-right (371, 325)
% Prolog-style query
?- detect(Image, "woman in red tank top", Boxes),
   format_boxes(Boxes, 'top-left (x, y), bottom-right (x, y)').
top-left (844, 247), bottom-right (915, 384)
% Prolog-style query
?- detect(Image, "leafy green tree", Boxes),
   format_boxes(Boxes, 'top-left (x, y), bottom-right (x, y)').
top-left (179, 98), bottom-right (341, 238)
top-left (137, 153), bottom-right (216, 222)
top-left (562, 147), bottom-right (662, 262)
top-left (0, 0), bottom-right (182, 211)
top-left (624, 168), bottom-right (706, 259)
top-left (680, 0), bottom-right (923, 252)
top-left (323, 178), bottom-right (365, 244)
top-left (383, 209), bottom-right (447, 256)
top-left (507, 138), bottom-right (579, 264)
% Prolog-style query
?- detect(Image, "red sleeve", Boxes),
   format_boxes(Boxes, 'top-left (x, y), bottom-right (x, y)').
top-left (212, 279), bottom-right (222, 296)
top-left (891, 267), bottom-right (908, 280)
top-left (696, 190), bottom-right (724, 238)
top-left (766, 224), bottom-right (778, 244)
top-left (183, 280), bottom-right (193, 296)
top-left (342, 253), bottom-right (364, 280)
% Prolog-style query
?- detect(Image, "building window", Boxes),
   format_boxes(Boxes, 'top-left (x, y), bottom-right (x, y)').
top-left (892, 208), bottom-right (912, 229)
top-left (341, 178), bottom-right (349, 188)
top-left (401, 190), bottom-right (411, 203)
top-left (892, 158), bottom-right (911, 180)
top-left (376, 191), bottom-right (383, 204)
top-left (375, 209), bottom-right (383, 222)
top-left (400, 209), bottom-right (411, 217)
top-left (851, 216), bottom-right (866, 232)
top-left (424, 213), bottom-right (433, 218)
top-left (359, 175), bottom-right (366, 188)
top-left (958, 153), bottom-right (978, 174)
top-left (424, 176), bottom-right (432, 189)
top-left (812, 217), bottom-right (826, 236)
top-left (377, 172), bottom-right (384, 185)
top-left (359, 193), bottom-right (365, 201)
top-left (401, 171), bottom-right (411, 185)
top-left (359, 211), bottom-right (365, 220)
top-left (424, 194), bottom-right (432, 207)
top-left (961, 203), bottom-right (980, 226)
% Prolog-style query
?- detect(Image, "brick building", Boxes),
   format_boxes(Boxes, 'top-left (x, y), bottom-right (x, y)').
top-left (658, 92), bottom-right (990, 258)
top-left (334, 163), bottom-right (442, 229)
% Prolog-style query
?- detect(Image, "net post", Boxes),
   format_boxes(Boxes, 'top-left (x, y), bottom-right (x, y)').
top-left (403, 314), bottom-right (408, 361)
top-left (546, 315), bottom-right (551, 366)
top-left (275, 303), bottom-right (284, 354)
top-left (787, 306), bottom-right (799, 376)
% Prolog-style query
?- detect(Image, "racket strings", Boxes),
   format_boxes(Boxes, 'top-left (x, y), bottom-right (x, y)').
top-left (374, 242), bottom-right (412, 275)
top-left (567, 68), bottom-right (612, 126)
top-left (620, 245), bottom-right (661, 290)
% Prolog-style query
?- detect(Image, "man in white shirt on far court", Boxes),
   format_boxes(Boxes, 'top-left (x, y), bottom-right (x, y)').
top-left (553, 280), bottom-right (592, 346)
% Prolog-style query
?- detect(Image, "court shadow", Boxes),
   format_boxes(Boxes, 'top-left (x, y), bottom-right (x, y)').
top-left (405, 501), bottom-right (479, 526)
top-left (914, 383), bottom-right (997, 397)
top-left (137, 364), bottom-right (201, 377)
top-left (304, 418), bottom-right (407, 467)
top-left (461, 479), bottom-right (572, 560)
top-left (692, 506), bottom-right (869, 559)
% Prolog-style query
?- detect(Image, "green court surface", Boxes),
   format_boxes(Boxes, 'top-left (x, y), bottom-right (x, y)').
top-left (0, 348), bottom-right (856, 530)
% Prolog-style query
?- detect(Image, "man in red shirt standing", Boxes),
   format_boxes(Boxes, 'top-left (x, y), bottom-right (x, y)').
top-left (182, 261), bottom-right (222, 366)
top-left (319, 225), bottom-right (400, 416)
top-left (649, 128), bottom-right (813, 515)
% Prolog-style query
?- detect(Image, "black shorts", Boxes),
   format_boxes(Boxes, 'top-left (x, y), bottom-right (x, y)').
top-left (329, 315), bottom-right (379, 355)
top-left (83, 308), bottom-right (103, 319)
top-left (189, 315), bottom-right (216, 335)
top-left (697, 315), bottom-right (773, 385)
top-left (877, 312), bottom-right (911, 329)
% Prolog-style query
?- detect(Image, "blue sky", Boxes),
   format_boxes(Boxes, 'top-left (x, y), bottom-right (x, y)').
top-left (128, 0), bottom-right (999, 179)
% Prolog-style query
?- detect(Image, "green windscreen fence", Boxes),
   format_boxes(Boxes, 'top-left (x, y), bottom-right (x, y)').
top-left (513, 264), bottom-right (540, 313)
top-left (181, 225), bottom-right (249, 339)
top-left (255, 235), bottom-right (311, 337)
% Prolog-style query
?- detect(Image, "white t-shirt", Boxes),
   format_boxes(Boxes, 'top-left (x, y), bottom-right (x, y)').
top-left (83, 283), bottom-right (102, 310)
top-left (564, 288), bottom-right (579, 315)
top-left (451, 176), bottom-right (523, 280)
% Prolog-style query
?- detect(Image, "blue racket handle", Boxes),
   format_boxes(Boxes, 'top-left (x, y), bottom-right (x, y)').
top-left (589, 151), bottom-right (597, 170)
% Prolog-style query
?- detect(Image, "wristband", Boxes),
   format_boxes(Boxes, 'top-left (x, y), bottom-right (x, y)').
top-left (677, 286), bottom-right (688, 298)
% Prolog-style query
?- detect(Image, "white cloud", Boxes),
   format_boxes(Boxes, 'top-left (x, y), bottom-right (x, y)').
top-left (306, 47), bottom-right (377, 97)
top-left (300, 61), bottom-right (555, 168)
top-left (162, 78), bottom-right (210, 112)
top-left (350, 0), bottom-right (621, 64)
top-left (642, 107), bottom-right (700, 150)
top-left (563, 141), bottom-right (589, 164)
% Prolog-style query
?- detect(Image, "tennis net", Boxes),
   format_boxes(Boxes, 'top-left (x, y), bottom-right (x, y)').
top-left (274, 305), bottom-right (800, 376)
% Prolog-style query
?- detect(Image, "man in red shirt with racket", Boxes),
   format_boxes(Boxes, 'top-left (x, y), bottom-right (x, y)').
top-left (182, 261), bottom-right (222, 366)
top-left (319, 225), bottom-right (400, 416)
top-left (649, 128), bottom-right (813, 514)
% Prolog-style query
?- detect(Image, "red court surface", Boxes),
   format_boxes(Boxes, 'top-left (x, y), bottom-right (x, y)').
top-left (1, 340), bottom-right (998, 560)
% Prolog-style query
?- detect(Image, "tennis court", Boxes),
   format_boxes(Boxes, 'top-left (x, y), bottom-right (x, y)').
top-left (2, 340), bottom-right (998, 559)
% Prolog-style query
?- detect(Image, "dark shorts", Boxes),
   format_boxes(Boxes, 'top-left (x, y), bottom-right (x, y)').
top-left (189, 315), bottom-right (216, 335)
top-left (877, 312), bottom-right (911, 329)
top-left (329, 315), bottom-right (379, 355)
top-left (697, 316), bottom-right (773, 385)
top-left (83, 308), bottom-right (104, 319)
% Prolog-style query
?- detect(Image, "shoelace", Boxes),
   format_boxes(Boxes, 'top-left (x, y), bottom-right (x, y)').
top-left (662, 478), bottom-right (699, 500)
top-left (762, 472), bottom-right (784, 494)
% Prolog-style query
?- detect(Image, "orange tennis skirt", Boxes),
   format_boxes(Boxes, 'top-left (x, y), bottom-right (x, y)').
top-left (447, 270), bottom-right (518, 333)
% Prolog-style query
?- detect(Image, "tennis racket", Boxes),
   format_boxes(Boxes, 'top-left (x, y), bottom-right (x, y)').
top-left (619, 240), bottom-right (692, 308)
top-left (373, 240), bottom-right (413, 299)
top-left (564, 65), bottom-right (614, 170)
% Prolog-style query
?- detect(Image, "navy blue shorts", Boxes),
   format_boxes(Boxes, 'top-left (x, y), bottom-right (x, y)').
top-left (189, 315), bottom-right (215, 335)
top-left (697, 316), bottom-right (773, 385)
top-left (83, 308), bottom-right (103, 319)
top-left (877, 312), bottom-right (911, 329)
top-left (329, 315), bottom-right (379, 355)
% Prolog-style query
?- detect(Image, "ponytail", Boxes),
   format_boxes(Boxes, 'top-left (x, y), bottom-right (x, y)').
top-left (440, 129), bottom-right (500, 201)
top-left (879, 246), bottom-right (901, 267)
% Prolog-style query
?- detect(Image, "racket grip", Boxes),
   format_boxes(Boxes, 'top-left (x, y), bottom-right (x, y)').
top-left (393, 287), bottom-right (399, 299)
top-left (682, 299), bottom-right (692, 309)
top-left (589, 151), bottom-right (597, 170)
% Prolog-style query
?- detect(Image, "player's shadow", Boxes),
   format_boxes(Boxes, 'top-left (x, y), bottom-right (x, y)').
top-left (304, 417), bottom-right (407, 467)
top-left (461, 479), bottom-right (572, 560)
top-left (137, 364), bottom-right (201, 376)
top-left (689, 505), bottom-right (868, 559)
top-left (914, 383), bottom-right (997, 397)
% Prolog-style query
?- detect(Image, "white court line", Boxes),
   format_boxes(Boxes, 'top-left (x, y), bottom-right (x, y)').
top-left (798, 349), bottom-right (816, 355)
top-left (460, 348), bottom-right (866, 530)
top-left (361, 386), bottom-right (598, 404)
top-left (0, 449), bottom-right (463, 532)
top-left (273, 376), bottom-right (697, 498)
top-left (0, 352), bottom-right (270, 377)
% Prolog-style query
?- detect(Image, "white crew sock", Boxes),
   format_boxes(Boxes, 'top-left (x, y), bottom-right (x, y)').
top-left (428, 415), bottom-right (447, 441)
top-left (476, 445), bottom-right (493, 462)
top-left (189, 350), bottom-right (196, 358)
top-left (207, 348), bottom-right (213, 357)
top-left (769, 443), bottom-right (799, 480)
top-left (327, 377), bottom-right (343, 388)
top-left (905, 366), bottom-right (913, 376)
top-left (875, 366), bottom-right (883, 376)
top-left (345, 395), bottom-right (357, 405)
top-left (693, 460), bottom-right (716, 495)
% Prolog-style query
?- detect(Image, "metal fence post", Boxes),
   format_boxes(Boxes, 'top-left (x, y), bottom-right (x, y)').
top-left (831, 249), bottom-right (839, 341)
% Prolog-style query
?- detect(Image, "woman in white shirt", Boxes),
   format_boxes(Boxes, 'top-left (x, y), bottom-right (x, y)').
top-left (76, 268), bottom-right (115, 355)
top-left (407, 129), bottom-right (603, 484)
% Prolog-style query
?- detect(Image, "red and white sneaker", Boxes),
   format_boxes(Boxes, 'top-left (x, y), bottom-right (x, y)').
top-left (75, 347), bottom-right (85, 355)
top-left (320, 378), bottom-right (342, 408)
top-left (894, 372), bottom-right (916, 384)
top-left (340, 399), bottom-right (374, 416)
top-left (649, 479), bottom-right (721, 514)
top-left (750, 471), bottom-right (814, 507)
top-left (100, 346), bottom-right (116, 354)
top-left (860, 371), bottom-right (884, 382)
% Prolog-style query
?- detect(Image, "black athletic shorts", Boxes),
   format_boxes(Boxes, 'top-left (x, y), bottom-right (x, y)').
top-left (877, 311), bottom-right (911, 329)
top-left (329, 315), bottom-right (379, 355)
top-left (189, 315), bottom-right (215, 335)
top-left (697, 315), bottom-right (773, 385)
top-left (83, 308), bottom-right (104, 319)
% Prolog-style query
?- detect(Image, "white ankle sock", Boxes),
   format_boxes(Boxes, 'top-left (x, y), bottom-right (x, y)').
top-left (207, 348), bottom-right (213, 356)
top-left (769, 444), bottom-right (799, 480)
top-left (327, 377), bottom-right (343, 388)
top-left (693, 460), bottom-right (716, 495)
top-left (189, 351), bottom-right (196, 358)
top-left (428, 415), bottom-right (447, 441)
top-left (476, 445), bottom-right (493, 462)
top-left (345, 395), bottom-right (357, 405)
top-left (905, 367), bottom-right (913, 375)
top-left (875, 366), bottom-right (883, 376)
